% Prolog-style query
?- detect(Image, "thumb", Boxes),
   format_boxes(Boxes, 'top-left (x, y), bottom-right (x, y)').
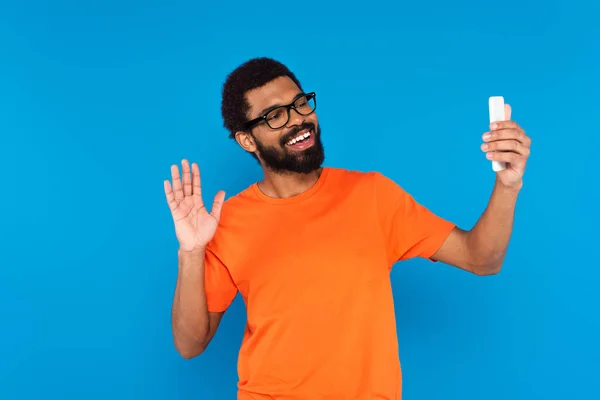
top-left (210, 190), bottom-right (226, 220)
top-left (505, 103), bottom-right (512, 120)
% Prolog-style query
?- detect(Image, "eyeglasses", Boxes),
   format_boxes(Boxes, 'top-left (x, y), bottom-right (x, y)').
top-left (245, 92), bottom-right (317, 130)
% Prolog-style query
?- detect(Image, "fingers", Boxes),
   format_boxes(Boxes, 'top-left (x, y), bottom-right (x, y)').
top-left (191, 162), bottom-right (204, 209)
top-left (182, 159), bottom-right (192, 196)
top-left (164, 180), bottom-right (178, 212)
top-left (489, 120), bottom-right (519, 131)
top-left (486, 121), bottom-right (531, 145)
top-left (483, 122), bottom-right (531, 150)
top-left (171, 164), bottom-right (184, 201)
top-left (485, 150), bottom-right (525, 167)
top-left (166, 161), bottom-right (223, 216)
top-left (482, 137), bottom-right (530, 169)
top-left (210, 190), bottom-right (226, 221)
top-left (485, 126), bottom-right (524, 142)
top-left (481, 139), bottom-right (530, 157)
top-left (481, 119), bottom-right (531, 168)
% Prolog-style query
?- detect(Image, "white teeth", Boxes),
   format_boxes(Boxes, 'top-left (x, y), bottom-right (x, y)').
top-left (287, 131), bottom-right (311, 145)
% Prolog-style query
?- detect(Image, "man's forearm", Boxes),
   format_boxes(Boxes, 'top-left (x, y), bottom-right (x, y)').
top-left (467, 178), bottom-right (522, 274)
top-left (172, 247), bottom-right (210, 358)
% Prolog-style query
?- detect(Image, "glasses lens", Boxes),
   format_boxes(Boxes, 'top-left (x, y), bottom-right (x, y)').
top-left (265, 107), bottom-right (289, 129)
top-left (294, 94), bottom-right (316, 115)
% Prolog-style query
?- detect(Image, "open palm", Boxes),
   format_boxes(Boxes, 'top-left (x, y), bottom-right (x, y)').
top-left (164, 160), bottom-right (225, 252)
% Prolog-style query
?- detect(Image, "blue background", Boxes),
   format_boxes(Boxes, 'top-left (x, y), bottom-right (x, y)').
top-left (1, 1), bottom-right (598, 399)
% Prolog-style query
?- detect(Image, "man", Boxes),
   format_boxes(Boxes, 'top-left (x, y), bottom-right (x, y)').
top-left (164, 57), bottom-right (531, 399)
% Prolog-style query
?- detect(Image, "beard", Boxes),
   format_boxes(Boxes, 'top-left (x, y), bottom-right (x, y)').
top-left (254, 122), bottom-right (325, 174)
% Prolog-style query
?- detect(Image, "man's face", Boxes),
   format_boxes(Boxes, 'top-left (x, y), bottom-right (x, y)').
top-left (243, 76), bottom-right (325, 174)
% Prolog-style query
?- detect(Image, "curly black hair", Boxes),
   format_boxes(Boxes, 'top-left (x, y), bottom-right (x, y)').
top-left (221, 57), bottom-right (303, 139)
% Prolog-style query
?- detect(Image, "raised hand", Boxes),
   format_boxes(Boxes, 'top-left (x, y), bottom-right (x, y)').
top-left (164, 160), bottom-right (226, 252)
top-left (481, 104), bottom-right (532, 189)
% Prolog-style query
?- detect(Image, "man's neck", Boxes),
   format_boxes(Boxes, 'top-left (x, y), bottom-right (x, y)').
top-left (257, 168), bottom-right (323, 199)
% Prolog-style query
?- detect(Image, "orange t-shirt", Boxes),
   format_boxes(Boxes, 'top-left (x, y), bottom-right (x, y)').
top-left (204, 167), bottom-right (455, 399)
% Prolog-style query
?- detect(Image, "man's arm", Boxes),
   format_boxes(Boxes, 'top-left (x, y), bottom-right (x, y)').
top-left (432, 107), bottom-right (530, 276)
top-left (172, 247), bottom-right (224, 358)
top-left (432, 178), bottom-right (521, 275)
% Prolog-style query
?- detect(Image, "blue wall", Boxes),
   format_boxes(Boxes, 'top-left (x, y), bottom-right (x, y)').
top-left (1, 1), bottom-right (598, 399)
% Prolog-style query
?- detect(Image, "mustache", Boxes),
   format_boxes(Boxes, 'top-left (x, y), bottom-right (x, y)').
top-left (280, 122), bottom-right (316, 146)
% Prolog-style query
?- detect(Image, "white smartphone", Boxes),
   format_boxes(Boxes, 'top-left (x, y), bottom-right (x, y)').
top-left (488, 96), bottom-right (506, 172)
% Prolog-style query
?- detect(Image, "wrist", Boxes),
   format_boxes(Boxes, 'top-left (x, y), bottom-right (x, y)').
top-left (177, 246), bottom-right (206, 276)
top-left (179, 243), bottom-right (207, 253)
top-left (178, 246), bottom-right (206, 261)
top-left (496, 177), bottom-right (523, 193)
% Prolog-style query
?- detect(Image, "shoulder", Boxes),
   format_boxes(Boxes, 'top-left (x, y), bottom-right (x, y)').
top-left (217, 186), bottom-right (256, 221)
top-left (205, 187), bottom-right (256, 255)
top-left (326, 167), bottom-right (405, 194)
top-left (325, 166), bottom-right (386, 185)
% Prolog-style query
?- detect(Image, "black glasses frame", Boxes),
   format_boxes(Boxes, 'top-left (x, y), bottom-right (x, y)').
top-left (245, 92), bottom-right (317, 130)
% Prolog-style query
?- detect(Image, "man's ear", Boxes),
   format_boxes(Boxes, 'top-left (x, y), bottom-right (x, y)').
top-left (234, 131), bottom-right (257, 153)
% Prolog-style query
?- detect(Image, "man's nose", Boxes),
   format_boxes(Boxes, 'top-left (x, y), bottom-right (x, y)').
top-left (286, 107), bottom-right (305, 127)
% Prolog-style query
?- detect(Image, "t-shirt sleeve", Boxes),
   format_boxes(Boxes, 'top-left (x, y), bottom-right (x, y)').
top-left (204, 243), bottom-right (238, 313)
top-left (373, 172), bottom-right (456, 264)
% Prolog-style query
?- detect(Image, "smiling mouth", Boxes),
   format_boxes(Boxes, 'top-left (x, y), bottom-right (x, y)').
top-left (284, 129), bottom-right (315, 151)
